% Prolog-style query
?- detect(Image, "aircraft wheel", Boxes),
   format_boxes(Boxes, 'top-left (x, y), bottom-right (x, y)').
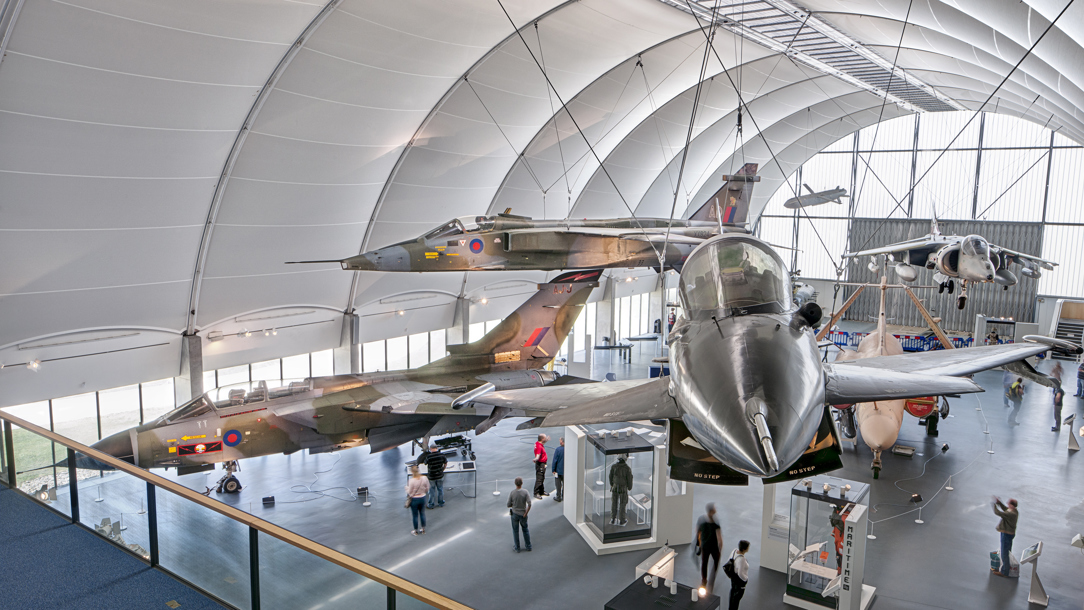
top-left (470, 452), bottom-right (477, 460)
top-left (956, 295), bottom-right (967, 310)
top-left (872, 467), bottom-right (880, 480)
top-left (948, 280), bottom-right (955, 294)
top-left (223, 477), bottom-right (242, 494)
top-left (1004, 285), bottom-right (1009, 291)
top-left (925, 416), bottom-right (940, 437)
top-left (938, 282), bottom-right (946, 294)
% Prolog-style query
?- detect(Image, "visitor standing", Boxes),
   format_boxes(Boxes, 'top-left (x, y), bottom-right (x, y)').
top-left (991, 497), bottom-right (1018, 578)
top-left (425, 443), bottom-right (447, 509)
top-left (1053, 387), bottom-right (1065, 432)
top-left (406, 465), bottom-right (429, 536)
top-left (552, 436), bottom-right (565, 502)
top-left (727, 540), bottom-right (750, 609)
top-left (533, 433), bottom-right (550, 499)
top-left (506, 477), bottom-right (532, 552)
top-left (1007, 378), bottom-right (1025, 425)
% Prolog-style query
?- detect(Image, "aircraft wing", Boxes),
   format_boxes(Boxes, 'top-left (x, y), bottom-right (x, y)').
top-left (992, 245), bottom-right (1058, 270)
top-left (842, 235), bottom-right (948, 260)
top-left (620, 233), bottom-right (705, 245)
top-left (467, 377), bottom-right (680, 427)
top-left (823, 364), bottom-right (983, 403)
top-left (832, 341), bottom-right (1063, 377)
top-left (506, 226), bottom-right (707, 244)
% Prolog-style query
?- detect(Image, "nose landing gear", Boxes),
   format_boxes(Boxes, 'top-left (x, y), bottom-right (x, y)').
top-left (214, 460), bottom-right (242, 494)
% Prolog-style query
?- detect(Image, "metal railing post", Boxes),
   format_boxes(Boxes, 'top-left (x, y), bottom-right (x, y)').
top-left (387, 586), bottom-right (396, 610)
top-left (250, 527), bottom-right (260, 610)
top-left (3, 421), bottom-right (14, 486)
top-left (67, 448), bottom-right (79, 523)
top-left (147, 483), bottom-right (159, 567)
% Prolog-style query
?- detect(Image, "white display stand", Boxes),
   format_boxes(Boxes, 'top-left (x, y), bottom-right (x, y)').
top-left (761, 482), bottom-right (791, 573)
top-left (1019, 541), bottom-right (1049, 607)
top-left (562, 425), bottom-right (693, 555)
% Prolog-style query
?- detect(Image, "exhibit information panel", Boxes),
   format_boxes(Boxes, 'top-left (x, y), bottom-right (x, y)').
top-left (583, 429), bottom-right (654, 543)
top-left (787, 476), bottom-right (870, 607)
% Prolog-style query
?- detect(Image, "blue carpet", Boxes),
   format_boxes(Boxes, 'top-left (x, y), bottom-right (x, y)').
top-left (0, 487), bottom-right (225, 610)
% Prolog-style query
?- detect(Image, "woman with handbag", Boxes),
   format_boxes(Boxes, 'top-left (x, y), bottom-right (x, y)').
top-left (406, 464), bottom-right (430, 536)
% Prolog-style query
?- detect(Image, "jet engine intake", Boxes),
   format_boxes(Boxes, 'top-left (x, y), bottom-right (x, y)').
top-left (934, 246), bottom-right (960, 278)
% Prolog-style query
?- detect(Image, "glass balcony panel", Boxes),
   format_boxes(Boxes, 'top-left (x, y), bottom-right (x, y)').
top-left (259, 532), bottom-right (386, 610)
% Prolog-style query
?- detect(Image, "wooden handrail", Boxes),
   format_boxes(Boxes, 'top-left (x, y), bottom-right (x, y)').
top-left (0, 410), bottom-right (472, 610)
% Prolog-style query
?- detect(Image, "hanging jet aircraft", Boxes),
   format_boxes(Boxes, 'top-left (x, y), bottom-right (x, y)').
top-left (289, 164), bottom-right (761, 274)
top-left (783, 184), bottom-right (848, 209)
top-left (843, 218), bottom-right (1057, 310)
top-left (80, 270), bottom-right (603, 492)
top-left (464, 232), bottom-right (1080, 481)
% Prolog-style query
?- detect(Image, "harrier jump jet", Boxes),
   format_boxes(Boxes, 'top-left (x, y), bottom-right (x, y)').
top-left (844, 219), bottom-right (1057, 309)
top-left (291, 165), bottom-right (761, 274)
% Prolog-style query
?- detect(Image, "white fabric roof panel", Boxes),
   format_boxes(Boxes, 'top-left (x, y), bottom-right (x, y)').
top-left (3, 0), bottom-right (1084, 402)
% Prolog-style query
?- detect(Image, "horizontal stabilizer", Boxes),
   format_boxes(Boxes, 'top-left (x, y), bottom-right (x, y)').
top-left (470, 378), bottom-right (679, 427)
top-left (824, 364), bottom-right (982, 404)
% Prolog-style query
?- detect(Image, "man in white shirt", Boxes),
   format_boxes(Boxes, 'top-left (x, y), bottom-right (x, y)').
top-left (728, 540), bottom-right (750, 609)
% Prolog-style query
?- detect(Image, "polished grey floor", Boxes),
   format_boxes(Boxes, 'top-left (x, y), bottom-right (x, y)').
top-left (46, 345), bottom-right (1084, 609)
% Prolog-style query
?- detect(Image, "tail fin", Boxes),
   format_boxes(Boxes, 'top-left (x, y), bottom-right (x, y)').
top-left (445, 269), bottom-right (602, 365)
top-left (689, 163), bottom-right (760, 225)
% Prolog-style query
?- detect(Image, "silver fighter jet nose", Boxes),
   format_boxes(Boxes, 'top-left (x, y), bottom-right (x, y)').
top-left (78, 431), bottom-right (134, 470)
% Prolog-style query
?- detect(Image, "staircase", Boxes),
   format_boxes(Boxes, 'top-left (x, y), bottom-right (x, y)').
top-left (1052, 319), bottom-right (1084, 360)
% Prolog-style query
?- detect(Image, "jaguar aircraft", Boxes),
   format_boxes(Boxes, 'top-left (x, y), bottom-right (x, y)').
top-left (844, 219), bottom-right (1057, 309)
top-left (466, 233), bottom-right (1079, 481)
top-left (290, 164), bottom-right (761, 274)
top-left (82, 270), bottom-right (602, 492)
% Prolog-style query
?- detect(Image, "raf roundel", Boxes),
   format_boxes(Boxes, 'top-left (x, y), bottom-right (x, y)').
top-left (223, 429), bottom-right (243, 447)
top-left (469, 238), bottom-right (484, 253)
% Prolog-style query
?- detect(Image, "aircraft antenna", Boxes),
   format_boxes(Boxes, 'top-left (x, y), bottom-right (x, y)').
top-left (493, 0), bottom-right (664, 263)
top-left (661, 2), bottom-right (721, 271)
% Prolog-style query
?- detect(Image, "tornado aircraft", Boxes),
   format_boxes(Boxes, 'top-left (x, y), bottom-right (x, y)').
top-left (465, 232), bottom-right (1080, 481)
top-left (290, 164), bottom-right (761, 274)
top-left (844, 218), bottom-right (1057, 310)
top-left (83, 270), bottom-right (603, 492)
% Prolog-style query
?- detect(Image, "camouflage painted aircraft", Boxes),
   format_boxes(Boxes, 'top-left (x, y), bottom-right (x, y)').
top-left (83, 270), bottom-right (602, 493)
top-left (290, 164), bottom-right (761, 273)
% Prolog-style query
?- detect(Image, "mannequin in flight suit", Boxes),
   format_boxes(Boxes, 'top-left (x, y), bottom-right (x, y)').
top-left (609, 454), bottom-right (633, 526)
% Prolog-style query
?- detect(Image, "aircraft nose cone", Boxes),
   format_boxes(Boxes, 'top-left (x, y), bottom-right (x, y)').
top-left (339, 253), bottom-right (378, 271)
top-left (79, 431), bottom-right (135, 470)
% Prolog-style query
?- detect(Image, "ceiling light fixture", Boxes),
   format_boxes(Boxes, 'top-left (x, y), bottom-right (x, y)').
top-left (272, 328), bottom-right (277, 336)
top-left (398, 310), bottom-right (406, 316)
top-left (27, 359), bottom-right (41, 371)
top-left (480, 297), bottom-right (489, 305)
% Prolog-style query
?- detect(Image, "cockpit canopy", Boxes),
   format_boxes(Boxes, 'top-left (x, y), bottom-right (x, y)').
top-left (961, 235), bottom-right (989, 257)
top-left (423, 216), bottom-right (495, 240)
top-left (154, 379), bottom-right (311, 425)
top-left (679, 236), bottom-right (791, 316)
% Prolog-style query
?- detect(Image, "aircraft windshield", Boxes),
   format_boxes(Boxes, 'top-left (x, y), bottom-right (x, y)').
top-left (961, 235), bottom-right (988, 257)
top-left (680, 237), bottom-right (790, 316)
top-left (458, 215), bottom-right (494, 232)
top-left (424, 219), bottom-right (464, 240)
top-left (163, 396), bottom-right (213, 424)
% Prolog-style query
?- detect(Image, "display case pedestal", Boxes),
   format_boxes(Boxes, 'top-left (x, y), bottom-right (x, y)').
top-left (563, 425), bottom-right (693, 555)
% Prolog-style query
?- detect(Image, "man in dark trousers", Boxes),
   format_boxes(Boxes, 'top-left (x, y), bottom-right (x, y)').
top-left (609, 454), bottom-right (633, 525)
top-left (533, 433), bottom-right (549, 499)
top-left (992, 497), bottom-right (1019, 577)
top-left (728, 540), bottom-right (750, 609)
top-left (696, 503), bottom-right (723, 595)
top-left (1053, 387), bottom-right (1066, 432)
top-left (506, 477), bottom-right (532, 552)
top-left (552, 436), bottom-right (565, 502)
top-left (424, 443), bottom-right (447, 508)
top-left (1007, 378), bottom-right (1025, 425)
top-left (1076, 361), bottom-right (1084, 397)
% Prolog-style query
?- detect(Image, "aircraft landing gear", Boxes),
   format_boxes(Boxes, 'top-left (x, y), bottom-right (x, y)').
top-left (956, 295), bottom-right (967, 309)
top-left (924, 415), bottom-right (940, 437)
top-left (214, 461), bottom-right (242, 494)
top-left (940, 398), bottom-right (951, 419)
top-left (871, 451), bottom-right (882, 479)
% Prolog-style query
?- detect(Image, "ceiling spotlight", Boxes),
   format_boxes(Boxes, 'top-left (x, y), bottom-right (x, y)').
top-left (625, 277), bottom-right (632, 283)
top-left (397, 310), bottom-right (405, 316)
top-left (480, 297), bottom-right (488, 305)
top-left (264, 329), bottom-right (270, 336)
top-left (27, 359), bottom-right (41, 371)
top-left (244, 329), bottom-right (251, 337)
top-left (271, 328), bottom-right (277, 336)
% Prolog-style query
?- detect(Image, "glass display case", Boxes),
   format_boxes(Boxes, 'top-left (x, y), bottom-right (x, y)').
top-left (582, 429), bottom-right (654, 543)
top-left (787, 475), bottom-right (869, 607)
